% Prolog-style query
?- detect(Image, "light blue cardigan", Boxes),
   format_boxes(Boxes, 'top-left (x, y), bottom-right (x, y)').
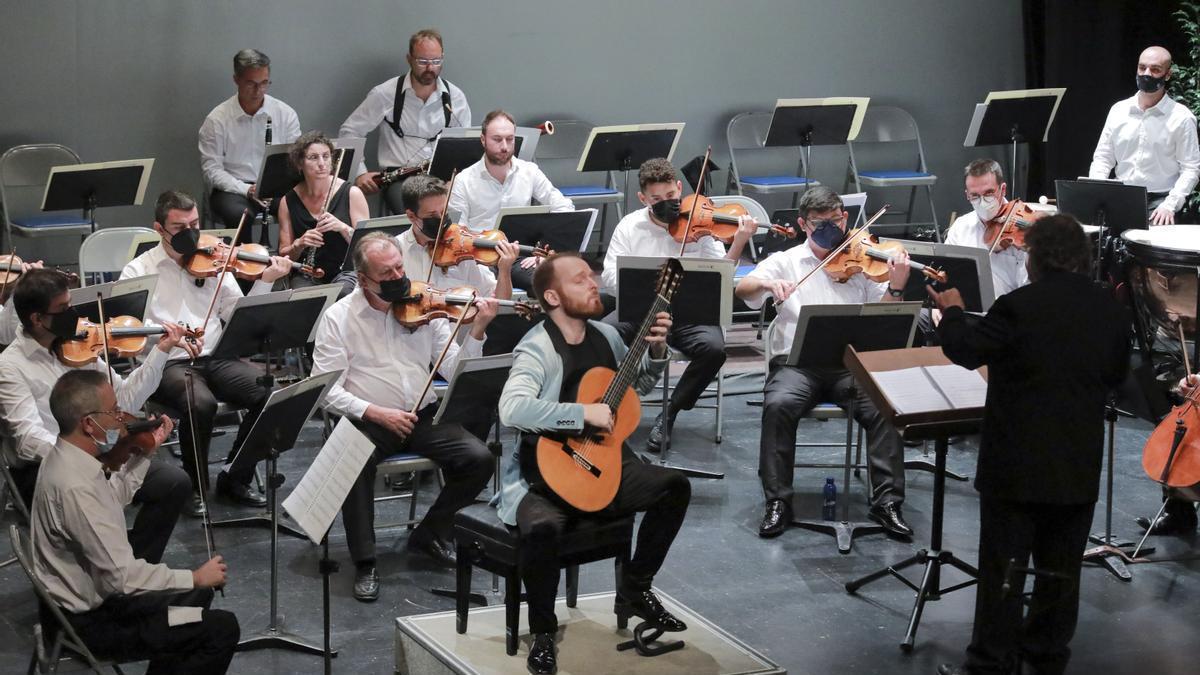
top-left (493, 320), bottom-right (668, 526)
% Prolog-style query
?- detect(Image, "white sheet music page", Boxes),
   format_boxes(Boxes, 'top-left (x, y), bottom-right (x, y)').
top-left (924, 364), bottom-right (988, 409)
top-left (282, 417), bottom-right (376, 545)
top-left (872, 367), bottom-right (951, 415)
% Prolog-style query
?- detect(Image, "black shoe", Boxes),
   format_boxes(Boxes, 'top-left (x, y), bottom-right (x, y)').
top-left (353, 565), bottom-right (379, 602)
top-left (758, 499), bottom-right (792, 538)
top-left (1136, 510), bottom-right (1198, 536)
top-left (645, 413), bottom-right (672, 453)
top-left (407, 534), bottom-right (457, 568)
top-left (214, 471), bottom-right (267, 508)
top-left (615, 588), bottom-right (687, 632)
top-left (182, 493), bottom-right (207, 519)
top-left (869, 502), bottom-right (914, 539)
top-left (527, 632), bottom-right (557, 675)
top-left (936, 664), bottom-right (969, 675)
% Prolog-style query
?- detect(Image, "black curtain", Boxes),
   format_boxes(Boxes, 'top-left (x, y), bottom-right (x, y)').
top-left (1023, 0), bottom-right (1188, 200)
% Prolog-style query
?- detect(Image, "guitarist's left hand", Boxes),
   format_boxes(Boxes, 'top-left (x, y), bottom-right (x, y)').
top-left (646, 311), bottom-right (672, 359)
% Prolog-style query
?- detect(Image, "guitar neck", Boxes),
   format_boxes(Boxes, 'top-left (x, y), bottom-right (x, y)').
top-left (600, 293), bottom-right (668, 408)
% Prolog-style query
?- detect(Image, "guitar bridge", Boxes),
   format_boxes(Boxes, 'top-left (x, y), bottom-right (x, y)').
top-left (557, 441), bottom-right (602, 478)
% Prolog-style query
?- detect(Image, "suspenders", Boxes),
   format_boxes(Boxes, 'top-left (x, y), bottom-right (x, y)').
top-left (385, 77), bottom-right (454, 138)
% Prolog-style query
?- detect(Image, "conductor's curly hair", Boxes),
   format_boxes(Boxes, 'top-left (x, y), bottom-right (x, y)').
top-left (1024, 214), bottom-right (1092, 281)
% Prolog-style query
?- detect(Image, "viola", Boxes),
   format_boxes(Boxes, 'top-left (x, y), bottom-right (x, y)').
top-left (983, 200), bottom-right (1045, 252)
top-left (389, 280), bottom-right (541, 328)
top-left (824, 231), bottom-right (948, 284)
top-left (429, 223), bottom-right (550, 269)
top-left (57, 316), bottom-right (202, 367)
top-left (668, 194), bottom-right (796, 244)
top-left (185, 233), bottom-right (323, 280)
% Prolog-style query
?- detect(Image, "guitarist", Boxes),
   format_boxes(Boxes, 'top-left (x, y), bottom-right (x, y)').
top-left (497, 252), bottom-right (691, 675)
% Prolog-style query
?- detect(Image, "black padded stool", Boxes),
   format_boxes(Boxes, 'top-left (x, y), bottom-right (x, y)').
top-left (453, 502), bottom-right (634, 656)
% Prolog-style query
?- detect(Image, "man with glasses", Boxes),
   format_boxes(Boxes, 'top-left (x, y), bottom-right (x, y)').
top-left (199, 49), bottom-right (301, 232)
top-left (944, 159), bottom-right (1029, 297)
top-left (340, 28), bottom-right (472, 214)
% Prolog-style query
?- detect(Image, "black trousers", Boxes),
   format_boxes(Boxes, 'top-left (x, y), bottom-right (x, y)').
top-left (344, 406), bottom-right (494, 565)
top-left (515, 455), bottom-right (691, 634)
top-left (65, 587), bottom-right (239, 675)
top-left (209, 189), bottom-right (278, 245)
top-left (966, 497), bottom-right (1095, 675)
top-left (759, 359), bottom-right (905, 507)
top-left (604, 313), bottom-right (725, 415)
top-left (13, 459), bottom-right (189, 564)
top-left (151, 357), bottom-right (270, 494)
top-left (381, 179), bottom-right (407, 216)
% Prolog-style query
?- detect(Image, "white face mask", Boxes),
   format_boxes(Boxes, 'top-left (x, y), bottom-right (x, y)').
top-left (87, 415), bottom-right (120, 455)
top-left (970, 195), bottom-right (1001, 222)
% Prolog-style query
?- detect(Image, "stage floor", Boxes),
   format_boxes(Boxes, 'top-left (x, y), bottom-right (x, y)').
top-left (1, 337), bottom-right (1198, 674)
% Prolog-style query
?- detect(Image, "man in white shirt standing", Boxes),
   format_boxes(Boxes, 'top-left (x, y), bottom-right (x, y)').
top-left (944, 159), bottom-right (1029, 297)
top-left (31, 370), bottom-right (237, 675)
top-left (198, 49), bottom-right (301, 233)
top-left (120, 190), bottom-right (292, 516)
top-left (1089, 45), bottom-right (1200, 225)
top-left (736, 186), bottom-right (914, 540)
top-left (602, 158), bottom-right (756, 452)
top-left (340, 28), bottom-right (471, 215)
top-left (311, 233), bottom-right (499, 602)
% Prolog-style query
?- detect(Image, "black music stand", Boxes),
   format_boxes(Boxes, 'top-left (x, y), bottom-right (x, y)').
top-left (69, 275), bottom-right (156, 322)
top-left (617, 257), bottom-right (733, 480)
top-left (1055, 179), bottom-right (1148, 282)
top-left (252, 146), bottom-right (300, 247)
top-left (211, 291), bottom-right (331, 538)
top-left (842, 346), bottom-right (982, 652)
top-left (428, 137), bottom-right (522, 181)
top-left (342, 214), bottom-right (412, 271)
top-left (784, 303), bottom-right (921, 552)
top-left (428, 354), bottom-right (514, 605)
top-left (964, 89), bottom-right (1064, 199)
top-left (333, 136), bottom-right (366, 182)
top-left (881, 240), bottom-right (993, 312)
top-left (496, 209), bottom-right (598, 255)
top-left (578, 124), bottom-right (684, 236)
top-left (227, 371), bottom-right (340, 657)
top-left (42, 159), bottom-right (153, 234)
top-left (766, 98), bottom-right (868, 203)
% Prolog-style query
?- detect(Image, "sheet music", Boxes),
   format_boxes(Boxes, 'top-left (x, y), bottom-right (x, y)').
top-left (282, 417), bottom-right (376, 544)
top-left (924, 364), bottom-right (987, 409)
top-left (872, 367), bottom-right (952, 415)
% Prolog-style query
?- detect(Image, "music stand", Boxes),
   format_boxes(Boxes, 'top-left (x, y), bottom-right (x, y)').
top-left (880, 239), bottom-right (995, 312)
top-left (766, 98), bottom-right (869, 198)
top-left (42, 158), bottom-right (154, 234)
top-left (617, 256), bottom-right (733, 479)
top-left (843, 345), bottom-right (984, 652)
top-left (223, 371), bottom-right (341, 657)
top-left (784, 302), bottom-right (921, 552)
top-left (578, 123), bottom-right (685, 218)
top-left (333, 136), bottom-right (366, 182)
top-left (1055, 179), bottom-right (1148, 281)
top-left (341, 214), bottom-right (412, 271)
top-left (69, 275), bottom-right (157, 322)
top-left (964, 88), bottom-right (1065, 198)
top-left (254, 145), bottom-right (298, 203)
top-left (428, 132), bottom-right (525, 181)
top-left (211, 290), bottom-right (334, 537)
top-left (496, 208), bottom-right (598, 255)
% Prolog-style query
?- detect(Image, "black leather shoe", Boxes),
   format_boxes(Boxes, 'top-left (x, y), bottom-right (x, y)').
top-left (353, 566), bottom-right (379, 602)
top-left (527, 632), bottom-right (557, 675)
top-left (182, 493), bottom-right (207, 519)
top-left (758, 499), bottom-right (791, 538)
top-left (645, 413), bottom-right (672, 453)
top-left (936, 664), bottom-right (969, 675)
top-left (407, 535), bottom-right (457, 568)
top-left (1136, 510), bottom-right (1198, 536)
top-left (615, 588), bottom-right (686, 632)
top-left (869, 502), bottom-right (914, 539)
top-left (214, 471), bottom-right (267, 508)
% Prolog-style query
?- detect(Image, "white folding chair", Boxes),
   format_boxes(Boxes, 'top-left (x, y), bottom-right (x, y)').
top-left (78, 227), bottom-right (156, 286)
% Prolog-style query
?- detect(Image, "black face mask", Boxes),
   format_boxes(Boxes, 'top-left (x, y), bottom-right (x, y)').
top-left (374, 276), bottom-right (413, 303)
top-left (808, 219), bottom-right (846, 250)
top-left (44, 306), bottom-right (80, 340)
top-left (1136, 74), bottom-right (1167, 93)
top-left (169, 228), bottom-right (201, 255)
top-left (650, 198), bottom-right (681, 223)
top-left (419, 216), bottom-right (444, 239)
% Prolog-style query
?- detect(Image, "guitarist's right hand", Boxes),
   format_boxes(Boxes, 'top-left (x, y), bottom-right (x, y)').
top-left (365, 405), bottom-right (418, 439)
top-left (582, 403), bottom-right (614, 432)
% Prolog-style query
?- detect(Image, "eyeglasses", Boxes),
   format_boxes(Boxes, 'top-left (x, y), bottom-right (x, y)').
top-left (412, 58), bottom-right (443, 67)
top-left (87, 409), bottom-right (126, 421)
top-left (304, 153), bottom-right (332, 163)
top-left (967, 190), bottom-right (999, 201)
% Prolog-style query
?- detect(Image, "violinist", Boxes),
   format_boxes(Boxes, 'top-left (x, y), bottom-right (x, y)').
top-left (734, 186), bottom-right (913, 539)
top-left (929, 215), bottom-right (1129, 675)
top-left (30, 370), bottom-right (238, 675)
top-left (601, 157), bottom-right (757, 451)
top-left (0, 269), bottom-right (192, 556)
top-left (277, 130), bottom-right (369, 296)
top-left (120, 190), bottom-right (292, 516)
top-left (0, 257), bottom-right (44, 346)
top-left (310, 233), bottom-right (498, 601)
top-left (1135, 372), bottom-right (1200, 536)
top-left (944, 159), bottom-right (1029, 297)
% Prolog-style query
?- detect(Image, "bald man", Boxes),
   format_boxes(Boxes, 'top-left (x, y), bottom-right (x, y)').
top-left (1089, 46), bottom-right (1200, 225)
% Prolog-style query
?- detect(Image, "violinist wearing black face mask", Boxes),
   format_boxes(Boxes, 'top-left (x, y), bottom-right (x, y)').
top-left (1089, 45), bottom-right (1200, 225)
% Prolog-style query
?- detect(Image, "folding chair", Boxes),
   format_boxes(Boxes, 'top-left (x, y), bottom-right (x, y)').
top-left (844, 106), bottom-right (940, 240)
top-left (0, 144), bottom-right (92, 267)
top-left (533, 119), bottom-right (625, 253)
top-left (726, 112), bottom-right (820, 207)
top-left (78, 227), bottom-right (156, 286)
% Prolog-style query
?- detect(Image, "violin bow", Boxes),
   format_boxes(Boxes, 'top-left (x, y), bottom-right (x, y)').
top-left (95, 293), bottom-right (115, 389)
top-left (0, 246), bottom-right (15, 301)
top-left (790, 204), bottom-right (891, 290)
top-left (408, 289), bottom-right (476, 415)
top-left (184, 368), bottom-right (222, 596)
top-left (425, 169), bottom-right (459, 284)
top-left (196, 210), bottom-right (250, 361)
top-left (676, 146), bottom-right (713, 257)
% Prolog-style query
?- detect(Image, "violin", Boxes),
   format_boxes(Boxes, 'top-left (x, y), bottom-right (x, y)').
top-left (100, 414), bottom-right (168, 472)
top-left (0, 251), bottom-right (80, 300)
top-left (185, 233), bottom-right (323, 280)
top-left (429, 223), bottom-right (550, 270)
top-left (57, 316), bottom-right (202, 367)
top-left (668, 194), bottom-right (796, 244)
top-left (389, 280), bottom-right (541, 328)
top-left (983, 200), bottom-right (1045, 252)
top-left (824, 231), bottom-right (948, 284)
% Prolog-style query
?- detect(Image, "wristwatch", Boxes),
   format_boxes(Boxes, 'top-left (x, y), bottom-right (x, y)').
top-left (887, 286), bottom-right (905, 298)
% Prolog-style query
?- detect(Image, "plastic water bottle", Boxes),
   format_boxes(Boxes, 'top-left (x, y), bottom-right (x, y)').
top-left (822, 477), bottom-right (837, 521)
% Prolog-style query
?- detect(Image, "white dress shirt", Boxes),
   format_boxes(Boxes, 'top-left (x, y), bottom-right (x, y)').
top-left (601, 207), bottom-right (726, 291)
top-left (0, 331), bottom-right (168, 466)
top-left (394, 228), bottom-right (497, 297)
top-left (1088, 93), bottom-right (1200, 213)
top-left (31, 438), bottom-right (193, 613)
top-left (742, 243), bottom-right (887, 356)
top-left (198, 94), bottom-right (301, 196)
top-left (0, 295), bottom-right (17, 345)
top-left (120, 243), bottom-right (274, 360)
top-left (339, 74), bottom-right (471, 178)
top-left (943, 211), bottom-right (1028, 298)
top-left (311, 289), bottom-right (484, 418)
top-left (447, 157), bottom-right (575, 229)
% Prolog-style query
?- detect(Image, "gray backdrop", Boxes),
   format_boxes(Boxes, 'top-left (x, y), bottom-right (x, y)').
top-left (0, 0), bottom-right (1025, 240)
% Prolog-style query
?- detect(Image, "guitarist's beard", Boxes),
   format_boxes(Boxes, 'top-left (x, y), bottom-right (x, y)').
top-left (561, 292), bottom-right (604, 320)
